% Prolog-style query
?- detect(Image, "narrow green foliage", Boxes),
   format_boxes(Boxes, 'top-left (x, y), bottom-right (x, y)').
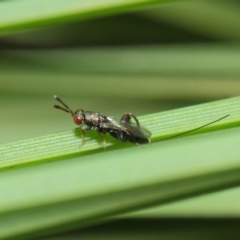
top-left (1, 1), bottom-right (240, 239)
top-left (1, 119), bottom-right (240, 239)
top-left (0, 0), bottom-right (175, 35)
top-left (1, 96), bottom-right (239, 169)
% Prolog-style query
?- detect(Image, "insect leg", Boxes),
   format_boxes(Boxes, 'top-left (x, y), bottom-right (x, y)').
top-left (120, 113), bottom-right (140, 128)
top-left (79, 128), bottom-right (86, 146)
top-left (96, 129), bottom-right (106, 149)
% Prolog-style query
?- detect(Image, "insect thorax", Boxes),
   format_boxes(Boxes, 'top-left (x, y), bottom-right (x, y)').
top-left (84, 111), bottom-right (107, 128)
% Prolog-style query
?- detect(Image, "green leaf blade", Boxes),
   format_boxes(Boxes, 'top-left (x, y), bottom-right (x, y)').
top-left (1, 126), bottom-right (240, 239)
top-left (0, 0), bottom-right (175, 35)
top-left (1, 96), bottom-right (239, 169)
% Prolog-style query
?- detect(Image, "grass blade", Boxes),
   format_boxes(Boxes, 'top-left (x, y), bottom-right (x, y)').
top-left (0, 0), bottom-right (177, 35)
top-left (1, 96), bottom-right (239, 168)
top-left (1, 124), bottom-right (240, 239)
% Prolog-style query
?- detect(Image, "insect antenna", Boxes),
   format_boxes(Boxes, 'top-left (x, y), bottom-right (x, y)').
top-left (161, 114), bottom-right (230, 141)
top-left (53, 95), bottom-right (74, 116)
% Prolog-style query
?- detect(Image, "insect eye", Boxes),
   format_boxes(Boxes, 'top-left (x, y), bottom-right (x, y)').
top-left (73, 116), bottom-right (83, 125)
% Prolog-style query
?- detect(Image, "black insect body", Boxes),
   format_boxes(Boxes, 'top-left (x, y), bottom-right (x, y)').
top-left (106, 113), bottom-right (151, 144)
top-left (53, 95), bottom-right (151, 146)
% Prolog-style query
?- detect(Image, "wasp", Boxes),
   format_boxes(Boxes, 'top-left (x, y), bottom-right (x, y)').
top-left (53, 95), bottom-right (152, 146)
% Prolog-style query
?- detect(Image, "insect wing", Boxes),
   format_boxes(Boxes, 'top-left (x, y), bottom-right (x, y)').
top-left (101, 116), bottom-right (151, 139)
top-left (120, 121), bottom-right (152, 138)
top-left (100, 117), bottom-right (122, 130)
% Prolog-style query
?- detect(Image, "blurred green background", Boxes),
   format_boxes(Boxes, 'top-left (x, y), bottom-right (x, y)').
top-left (1, 0), bottom-right (240, 144)
top-left (2, 1), bottom-right (240, 239)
